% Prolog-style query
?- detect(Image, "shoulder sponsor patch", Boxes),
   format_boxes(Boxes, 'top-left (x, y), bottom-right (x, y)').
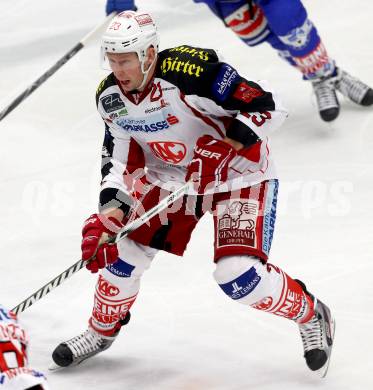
top-left (233, 82), bottom-right (264, 103)
top-left (100, 93), bottom-right (126, 113)
top-left (212, 63), bottom-right (238, 102)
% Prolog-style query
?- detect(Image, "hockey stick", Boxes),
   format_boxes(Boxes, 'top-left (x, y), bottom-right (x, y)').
top-left (12, 182), bottom-right (190, 315)
top-left (0, 13), bottom-right (115, 122)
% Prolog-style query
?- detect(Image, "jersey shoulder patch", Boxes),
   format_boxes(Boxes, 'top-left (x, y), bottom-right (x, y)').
top-left (156, 45), bottom-right (220, 95)
top-left (96, 73), bottom-right (117, 106)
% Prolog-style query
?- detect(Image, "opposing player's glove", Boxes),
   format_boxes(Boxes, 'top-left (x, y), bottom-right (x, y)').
top-left (81, 214), bottom-right (124, 273)
top-left (106, 0), bottom-right (137, 15)
top-left (186, 135), bottom-right (237, 194)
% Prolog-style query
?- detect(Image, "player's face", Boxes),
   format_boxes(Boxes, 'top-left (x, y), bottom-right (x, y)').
top-left (107, 52), bottom-right (144, 92)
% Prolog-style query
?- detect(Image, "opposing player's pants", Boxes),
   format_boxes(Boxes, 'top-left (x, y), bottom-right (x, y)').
top-left (89, 181), bottom-right (315, 335)
top-left (194, 0), bottom-right (335, 79)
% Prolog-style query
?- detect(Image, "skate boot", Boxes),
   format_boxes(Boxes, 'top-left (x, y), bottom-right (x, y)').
top-left (334, 68), bottom-right (373, 106)
top-left (51, 313), bottom-right (131, 368)
top-left (298, 299), bottom-right (335, 377)
top-left (312, 76), bottom-right (340, 122)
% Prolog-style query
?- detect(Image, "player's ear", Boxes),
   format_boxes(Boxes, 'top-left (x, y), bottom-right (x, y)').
top-left (144, 46), bottom-right (156, 70)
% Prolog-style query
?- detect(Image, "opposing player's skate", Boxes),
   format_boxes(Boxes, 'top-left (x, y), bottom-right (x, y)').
top-left (298, 298), bottom-right (335, 377)
top-left (334, 68), bottom-right (373, 106)
top-left (312, 76), bottom-right (340, 122)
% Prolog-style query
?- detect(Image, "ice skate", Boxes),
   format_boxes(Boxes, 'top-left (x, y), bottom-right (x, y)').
top-left (50, 327), bottom-right (118, 369)
top-left (334, 68), bottom-right (373, 106)
top-left (312, 76), bottom-right (340, 122)
top-left (298, 299), bottom-right (335, 377)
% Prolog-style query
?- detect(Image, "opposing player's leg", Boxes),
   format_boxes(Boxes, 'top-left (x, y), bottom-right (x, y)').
top-left (198, 1), bottom-right (373, 121)
top-left (51, 238), bottom-right (157, 368)
top-left (257, 0), bottom-right (373, 120)
top-left (212, 180), bottom-right (335, 376)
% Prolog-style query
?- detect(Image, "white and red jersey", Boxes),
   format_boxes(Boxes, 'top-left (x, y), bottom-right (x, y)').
top-left (96, 45), bottom-right (288, 197)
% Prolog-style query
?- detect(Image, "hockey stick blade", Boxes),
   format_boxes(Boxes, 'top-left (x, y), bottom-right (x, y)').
top-left (12, 182), bottom-right (190, 315)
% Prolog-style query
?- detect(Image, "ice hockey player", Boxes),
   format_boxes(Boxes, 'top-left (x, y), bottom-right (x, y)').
top-left (193, 0), bottom-right (373, 122)
top-left (51, 10), bottom-right (335, 377)
top-left (0, 305), bottom-right (50, 389)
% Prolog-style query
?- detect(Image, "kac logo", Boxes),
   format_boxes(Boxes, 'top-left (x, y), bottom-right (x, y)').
top-left (148, 141), bottom-right (187, 164)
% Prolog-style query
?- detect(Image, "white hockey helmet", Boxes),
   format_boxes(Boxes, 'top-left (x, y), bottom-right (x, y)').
top-left (101, 10), bottom-right (159, 71)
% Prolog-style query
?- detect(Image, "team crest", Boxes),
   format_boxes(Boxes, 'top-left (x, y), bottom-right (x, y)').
top-left (148, 141), bottom-right (186, 164)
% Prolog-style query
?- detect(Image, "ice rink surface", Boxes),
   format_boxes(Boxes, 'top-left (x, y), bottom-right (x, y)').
top-left (0, 1), bottom-right (372, 389)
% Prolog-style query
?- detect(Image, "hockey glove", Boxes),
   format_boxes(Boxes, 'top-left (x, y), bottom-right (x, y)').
top-left (106, 0), bottom-right (137, 15)
top-left (186, 135), bottom-right (237, 194)
top-left (81, 213), bottom-right (123, 273)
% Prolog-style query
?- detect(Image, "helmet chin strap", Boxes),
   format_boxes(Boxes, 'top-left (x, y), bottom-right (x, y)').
top-left (137, 55), bottom-right (157, 91)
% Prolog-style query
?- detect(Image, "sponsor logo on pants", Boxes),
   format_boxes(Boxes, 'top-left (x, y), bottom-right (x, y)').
top-left (217, 199), bottom-right (259, 248)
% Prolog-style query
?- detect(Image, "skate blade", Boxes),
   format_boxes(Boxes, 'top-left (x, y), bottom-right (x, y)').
top-left (317, 317), bottom-right (336, 378)
top-left (48, 362), bottom-right (64, 371)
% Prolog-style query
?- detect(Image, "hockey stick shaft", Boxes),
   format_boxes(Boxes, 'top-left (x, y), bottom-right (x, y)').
top-left (0, 13), bottom-right (115, 122)
top-left (12, 182), bottom-right (190, 315)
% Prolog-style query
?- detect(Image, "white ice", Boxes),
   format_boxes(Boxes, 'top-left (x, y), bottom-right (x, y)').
top-left (0, 0), bottom-right (373, 389)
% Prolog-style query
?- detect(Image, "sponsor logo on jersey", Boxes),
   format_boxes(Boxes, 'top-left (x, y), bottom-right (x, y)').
top-left (233, 82), bottom-right (264, 103)
top-left (145, 99), bottom-right (170, 114)
top-left (161, 86), bottom-right (176, 91)
top-left (101, 93), bottom-right (126, 113)
top-left (219, 266), bottom-right (261, 300)
top-left (117, 118), bottom-right (170, 132)
top-left (148, 141), bottom-right (187, 164)
top-left (109, 107), bottom-right (128, 120)
top-left (217, 199), bottom-right (259, 248)
top-left (116, 112), bottom-right (179, 133)
top-left (213, 64), bottom-right (238, 102)
top-left (169, 46), bottom-right (210, 61)
top-left (161, 56), bottom-right (204, 77)
top-left (166, 113), bottom-right (179, 125)
top-left (97, 275), bottom-right (120, 297)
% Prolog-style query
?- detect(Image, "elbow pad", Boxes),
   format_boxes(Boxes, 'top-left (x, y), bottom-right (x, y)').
top-left (226, 118), bottom-right (260, 148)
top-left (99, 188), bottom-right (133, 217)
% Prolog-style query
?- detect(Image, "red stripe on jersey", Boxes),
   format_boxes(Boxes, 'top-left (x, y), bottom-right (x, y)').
top-left (238, 141), bottom-right (262, 163)
top-left (123, 138), bottom-right (145, 190)
top-left (179, 92), bottom-right (225, 138)
top-left (259, 142), bottom-right (270, 174)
